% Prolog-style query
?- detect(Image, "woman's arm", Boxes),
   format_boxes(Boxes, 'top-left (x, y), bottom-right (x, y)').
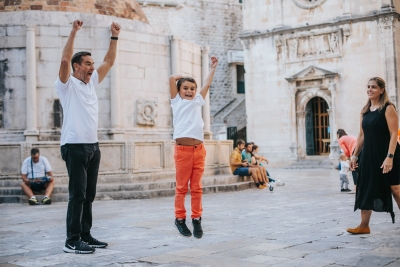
top-left (350, 114), bottom-right (364, 170)
top-left (382, 105), bottom-right (398, 173)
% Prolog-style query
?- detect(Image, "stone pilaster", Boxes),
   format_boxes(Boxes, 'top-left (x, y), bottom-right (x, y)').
top-left (170, 36), bottom-right (180, 74)
top-left (343, 0), bottom-right (351, 17)
top-left (288, 83), bottom-right (298, 160)
top-left (109, 46), bottom-right (124, 140)
top-left (380, 0), bottom-right (395, 12)
top-left (24, 24), bottom-right (39, 142)
top-left (202, 46), bottom-right (212, 140)
top-left (379, 16), bottom-right (398, 108)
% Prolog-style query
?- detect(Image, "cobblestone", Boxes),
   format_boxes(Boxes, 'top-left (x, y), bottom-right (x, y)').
top-left (1, 169), bottom-right (399, 267)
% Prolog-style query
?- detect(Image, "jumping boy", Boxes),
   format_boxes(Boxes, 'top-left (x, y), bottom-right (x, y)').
top-left (169, 56), bottom-right (219, 239)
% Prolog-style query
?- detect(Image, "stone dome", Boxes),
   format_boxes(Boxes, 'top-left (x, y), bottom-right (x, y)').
top-left (0, 0), bottom-right (148, 23)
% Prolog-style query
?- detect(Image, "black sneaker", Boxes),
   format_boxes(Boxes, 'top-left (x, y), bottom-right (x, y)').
top-left (174, 218), bottom-right (192, 237)
top-left (192, 218), bottom-right (203, 239)
top-left (63, 239), bottom-right (95, 254)
top-left (81, 234), bottom-right (108, 248)
top-left (269, 184), bottom-right (274, 192)
top-left (341, 188), bottom-right (346, 192)
top-left (345, 188), bottom-right (352, 192)
top-left (42, 197), bottom-right (51, 205)
top-left (28, 197), bottom-right (39, 205)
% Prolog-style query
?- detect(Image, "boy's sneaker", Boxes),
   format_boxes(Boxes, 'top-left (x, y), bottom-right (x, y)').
top-left (175, 218), bottom-right (192, 237)
top-left (42, 197), bottom-right (51, 205)
top-left (81, 234), bottom-right (108, 248)
top-left (276, 180), bottom-right (285, 186)
top-left (63, 239), bottom-right (95, 254)
top-left (257, 185), bottom-right (266, 189)
top-left (341, 188), bottom-right (346, 192)
top-left (345, 188), bottom-right (352, 192)
top-left (192, 218), bottom-right (203, 239)
top-left (28, 197), bottom-right (39, 205)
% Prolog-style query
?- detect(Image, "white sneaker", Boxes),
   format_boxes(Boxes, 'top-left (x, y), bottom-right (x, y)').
top-left (276, 180), bottom-right (285, 186)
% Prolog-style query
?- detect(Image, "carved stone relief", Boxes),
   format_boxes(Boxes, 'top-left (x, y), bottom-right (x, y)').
top-left (286, 31), bottom-right (340, 61)
top-left (136, 100), bottom-right (157, 126)
top-left (292, 0), bottom-right (327, 9)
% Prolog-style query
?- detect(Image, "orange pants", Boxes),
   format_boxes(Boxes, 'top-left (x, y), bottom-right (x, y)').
top-left (174, 143), bottom-right (206, 219)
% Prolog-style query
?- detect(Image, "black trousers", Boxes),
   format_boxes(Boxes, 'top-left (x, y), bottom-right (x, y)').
top-left (61, 143), bottom-right (101, 242)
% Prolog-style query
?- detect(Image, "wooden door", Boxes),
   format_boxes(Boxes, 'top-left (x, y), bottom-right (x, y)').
top-left (311, 97), bottom-right (330, 155)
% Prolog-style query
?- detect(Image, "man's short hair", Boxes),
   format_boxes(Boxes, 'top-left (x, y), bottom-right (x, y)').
top-left (236, 139), bottom-right (245, 147)
top-left (71, 51), bottom-right (92, 72)
top-left (245, 142), bottom-right (252, 148)
top-left (31, 148), bottom-right (40, 156)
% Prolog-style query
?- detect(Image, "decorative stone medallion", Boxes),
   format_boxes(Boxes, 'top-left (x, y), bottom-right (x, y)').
top-left (292, 0), bottom-right (327, 9)
top-left (136, 100), bottom-right (157, 126)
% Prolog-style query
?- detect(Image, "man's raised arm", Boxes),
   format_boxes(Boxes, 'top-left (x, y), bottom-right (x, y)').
top-left (97, 22), bottom-right (121, 83)
top-left (59, 20), bottom-right (82, 83)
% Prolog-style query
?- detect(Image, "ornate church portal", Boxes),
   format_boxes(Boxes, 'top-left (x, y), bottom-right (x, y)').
top-left (286, 66), bottom-right (340, 160)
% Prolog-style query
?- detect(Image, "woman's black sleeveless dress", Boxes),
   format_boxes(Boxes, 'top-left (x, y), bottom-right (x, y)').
top-left (354, 103), bottom-right (400, 223)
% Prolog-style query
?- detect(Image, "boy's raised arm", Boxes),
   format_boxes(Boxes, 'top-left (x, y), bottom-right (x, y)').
top-left (169, 74), bottom-right (182, 99)
top-left (200, 56), bottom-right (218, 99)
top-left (59, 20), bottom-right (82, 83)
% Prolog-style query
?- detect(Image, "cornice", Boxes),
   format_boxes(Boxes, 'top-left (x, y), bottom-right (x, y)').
top-left (239, 11), bottom-right (400, 39)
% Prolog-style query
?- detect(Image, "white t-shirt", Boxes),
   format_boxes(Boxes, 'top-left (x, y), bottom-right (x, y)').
top-left (55, 71), bottom-right (99, 146)
top-left (171, 94), bottom-right (205, 141)
top-left (21, 156), bottom-right (52, 179)
top-left (340, 160), bottom-right (349, 175)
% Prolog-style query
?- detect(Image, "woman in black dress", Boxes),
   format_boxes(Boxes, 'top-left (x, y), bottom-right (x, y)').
top-left (349, 77), bottom-right (400, 234)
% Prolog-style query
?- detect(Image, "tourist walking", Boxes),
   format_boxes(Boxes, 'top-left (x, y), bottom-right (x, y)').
top-left (169, 56), bottom-right (219, 239)
top-left (337, 129), bottom-right (357, 192)
top-left (56, 20), bottom-right (120, 253)
top-left (348, 77), bottom-right (400, 234)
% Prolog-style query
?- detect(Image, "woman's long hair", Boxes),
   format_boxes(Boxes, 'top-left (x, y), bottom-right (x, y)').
top-left (337, 129), bottom-right (347, 139)
top-left (361, 77), bottom-right (391, 114)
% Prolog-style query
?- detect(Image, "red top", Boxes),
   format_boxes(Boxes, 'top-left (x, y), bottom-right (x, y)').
top-left (338, 135), bottom-right (357, 157)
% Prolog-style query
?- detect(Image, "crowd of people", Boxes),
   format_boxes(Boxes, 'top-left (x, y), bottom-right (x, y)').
top-left (229, 139), bottom-right (284, 190)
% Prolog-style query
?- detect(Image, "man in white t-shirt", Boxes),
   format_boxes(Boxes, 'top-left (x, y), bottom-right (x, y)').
top-left (56, 20), bottom-right (120, 254)
top-left (20, 148), bottom-right (54, 205)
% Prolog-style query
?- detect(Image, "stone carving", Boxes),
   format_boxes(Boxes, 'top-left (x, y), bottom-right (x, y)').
top-left (379, 16), bottom-right (394, 30)
top-left (136, 100), bottom-right (157, 126)
top-left (286, 32), bottom-right (340, 61)
top-left (292, 0), bottom-right (327, 9)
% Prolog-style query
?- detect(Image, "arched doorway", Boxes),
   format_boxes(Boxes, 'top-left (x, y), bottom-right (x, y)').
top-left (305, 97), bottom-right (330, 155)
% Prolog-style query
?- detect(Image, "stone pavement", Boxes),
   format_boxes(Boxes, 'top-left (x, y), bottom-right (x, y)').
top-left (0, 169), bottom-right (399, 267)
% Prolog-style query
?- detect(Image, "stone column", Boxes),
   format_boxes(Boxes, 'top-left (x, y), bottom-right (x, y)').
top-left (201, 46), bottom-right (212, 140)
top-left (296, 111), bottom-right (306, 159)
top-left (109, 46), bottom-right (124, 140)
top-left (273, 0), bottom-right (284, 28)
top-left (328, 82), bottom-right (340, 160)
top-left (288, 83), bottom-right (298, 160)
top-left (170, 36), bottom-right (180, 74)
top-left (379, 16), bottom-right (398, 108)
top-left (24, 24), bottom-right (39, 142)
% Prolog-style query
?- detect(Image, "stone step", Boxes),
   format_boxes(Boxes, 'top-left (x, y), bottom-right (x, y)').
top-left (0, 180), bottom-right (255, 204)
top-left (285, 159), bottom-right (335, 169)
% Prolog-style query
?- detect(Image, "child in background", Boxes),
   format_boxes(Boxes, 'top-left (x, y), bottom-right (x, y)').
top-left (339, 154), bottom-right (351, 192)
top-left (169, 56), bottom-right (219, 239)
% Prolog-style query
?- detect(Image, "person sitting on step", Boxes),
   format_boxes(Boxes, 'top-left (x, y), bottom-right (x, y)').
top-left (20, 148), bottom-right (55, 205)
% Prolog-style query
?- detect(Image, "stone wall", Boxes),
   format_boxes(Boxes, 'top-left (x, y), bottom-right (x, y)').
top-left (0, 140), bottom-right (233, 178)
top-left (0, 0), bottom-right (148, 22)
top-left (241, 0), bottom-right (400, 165)
top-left (139, 0), bottom-right (245, 137)
top-left (0, 11), bottom-right (205, 142)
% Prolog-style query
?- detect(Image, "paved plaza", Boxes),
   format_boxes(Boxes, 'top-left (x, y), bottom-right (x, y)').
top-left (1, 169), bottom-right (399, 267)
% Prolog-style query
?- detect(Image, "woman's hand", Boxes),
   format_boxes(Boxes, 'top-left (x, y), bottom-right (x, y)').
top-left (350, 159), bottom-right (358, 171)
top-left (381, 157), bottom-right (394, 174)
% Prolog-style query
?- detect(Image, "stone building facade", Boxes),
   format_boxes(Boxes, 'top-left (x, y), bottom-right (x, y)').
top-left (240, 0), bottom-right (400, 165)
top-left (138, 0), bottom-right (246, 140)
top-left (0, 1), bottom-right (233, 179)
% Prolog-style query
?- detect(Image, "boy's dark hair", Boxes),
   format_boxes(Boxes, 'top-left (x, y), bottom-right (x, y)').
top-left (245, 142), bottom-right (252, 148)
top-left (31, 148), bottom-right (40, 156)
top-left (177, 77), bottom-right (197, 91)
top-left (236, 139), bottom-right (245, 147)
top-left (336, 129), bottom-right (347, 138)
top-left (71, 51), bottom-right (92, 72)
top-left (252, 145), bottom-right (258, 152)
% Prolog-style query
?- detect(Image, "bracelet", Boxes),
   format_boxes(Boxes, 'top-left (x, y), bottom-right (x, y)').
top-left (350, 155), bottom-right (358, 161)
top-left (111, 36), bottom-right (118, 40)
top-left (387, 153), bottom-right (394, 158)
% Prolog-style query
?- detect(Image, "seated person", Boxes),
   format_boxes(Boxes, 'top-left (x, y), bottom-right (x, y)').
top-left (230, 139), bottom-right (266, 189)
top-left (242, 143), bottom-right (273, 191)
top-left (251, 144), bottom-right (285, 186)
top-left (20, 148), bottom-right (55, 205)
